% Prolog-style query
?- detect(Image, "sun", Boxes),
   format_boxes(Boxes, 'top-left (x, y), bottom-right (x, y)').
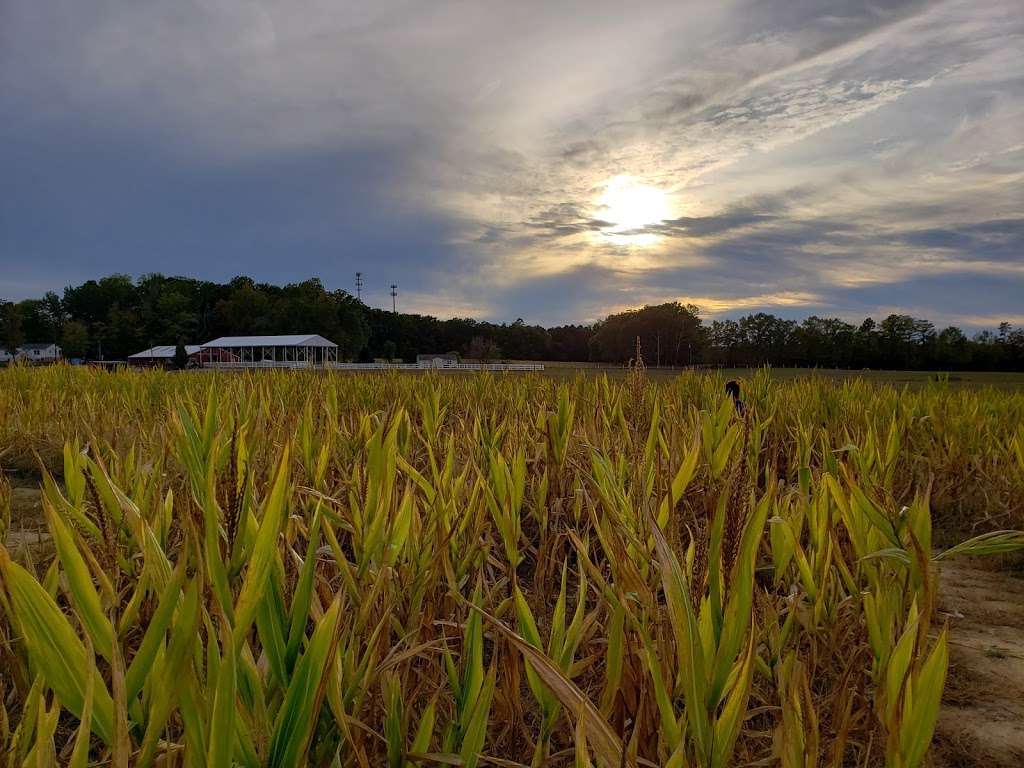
top-left (596, 176), bottom-right (672, 243)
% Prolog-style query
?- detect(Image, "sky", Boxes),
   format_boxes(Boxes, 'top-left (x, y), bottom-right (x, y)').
top-left (1, 0), bottom-right (1022, 328)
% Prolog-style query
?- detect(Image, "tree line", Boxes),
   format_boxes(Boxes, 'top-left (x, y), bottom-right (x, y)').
top-left (2, 273), bottom-right (1022, 370)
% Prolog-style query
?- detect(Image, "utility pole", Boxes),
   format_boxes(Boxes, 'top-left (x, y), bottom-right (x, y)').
top-left (355, 272), bottom-right (363, 301)
top-left (390, 284), bottom-right (398, 313)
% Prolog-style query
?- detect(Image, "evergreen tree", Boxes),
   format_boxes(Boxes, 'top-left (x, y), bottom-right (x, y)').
top-left (173, 341), bottom-right (189, 370)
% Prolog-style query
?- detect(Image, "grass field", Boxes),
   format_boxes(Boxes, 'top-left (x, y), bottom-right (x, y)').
top-left (535, 363), bottom-right (1024, 389)
top-left (1, 365), bottom-right (1022, 767)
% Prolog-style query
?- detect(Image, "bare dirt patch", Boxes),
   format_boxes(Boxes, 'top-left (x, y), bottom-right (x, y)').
top-left (3, 479), bottom-right (51, 564)
top-left (933, 560), bottom-right (1024, 768)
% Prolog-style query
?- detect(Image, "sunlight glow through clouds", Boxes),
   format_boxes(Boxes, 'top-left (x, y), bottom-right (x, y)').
top-left (594, 176), bottom-right (674, 246)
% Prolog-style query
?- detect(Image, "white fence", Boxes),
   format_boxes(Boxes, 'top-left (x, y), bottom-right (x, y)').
top-left (335, 362), bottom-right (546, 371)
top-left (204, 361), bottom-right (545, 372)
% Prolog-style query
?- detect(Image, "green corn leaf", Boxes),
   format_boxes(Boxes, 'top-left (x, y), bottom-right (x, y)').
top-left (286, 507), bottom-right (322, 671)
top-left (411, 698), bottom-right (437, 759)
top-left (233, 446), bottom-right (290, 649)
top-left (934, 530), bottom-right (1024, 560)
top-left (711, 424), bottom-right (741, 478)
top-left (268, 596), bottom-right (342, 768)
top-left (710, 490), bottom-right (770, 707)
top-left (137, 578), bottom-right (201, 768)
top-left (600, 604), bottom-right (625, 715)
top-left (658, 435), bottom-right (701, 528)
top-left (474, 603), bottom-right (631, 768)
top-left (68, 643), bottom-right (95, 768)
top-left (41, 469), bottom-right (99, 541)
top-left (255, 566), bottom-right (289, 688)
top-left (44, 500), bottom-right (114, 662)
top-left (206, 622), bottom-right (237, 768)
top-left (459, 664), bottom-right (496, 768)
top-left (711, 631), bottom-right (757, 768)
top-left (384, 673), bottom-right (404, 768)
top-left (125, 559), bottom-right (186, 702)
top-left (899, 630), bottom-right (948, 768)
top-left (513, 584), bottom-right (552, 713)
top-left (884, 610), bottom-right (919, 727)
top-left (643, 641), bottom-right (682, 751)
top-left (459, 585), bottom-right (486, 734)
top-left (0, 547), bottom-right (115, 746)
top-left (650, 517), bottom-right (711, 765)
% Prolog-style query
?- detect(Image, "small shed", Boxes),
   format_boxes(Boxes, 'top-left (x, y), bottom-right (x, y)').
top-left (129, 345), bottom-right (202, 368)
top-left (417, 353), bottom-right (459, 369)
top-left (200, 335), bottom-right (339, 368)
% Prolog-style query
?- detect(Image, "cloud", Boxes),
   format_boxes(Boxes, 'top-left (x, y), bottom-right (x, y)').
top-left (901, 218), bottom-right (1024, 260)
top-left (0, 0), bottom-right (1021, 331)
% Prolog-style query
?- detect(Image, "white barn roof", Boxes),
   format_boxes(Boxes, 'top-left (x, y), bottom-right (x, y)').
top-left (201, 334), bottom-right (338, 348)
top-left (129, 345), bottom-right (202, 359)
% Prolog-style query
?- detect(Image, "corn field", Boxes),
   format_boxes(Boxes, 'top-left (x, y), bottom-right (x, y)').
top-left (1, 365), bottom-right (1023, 767)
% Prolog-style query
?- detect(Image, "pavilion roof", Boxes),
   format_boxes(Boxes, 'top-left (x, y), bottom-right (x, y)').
top-left (201, 335), bottom-right (338, 348)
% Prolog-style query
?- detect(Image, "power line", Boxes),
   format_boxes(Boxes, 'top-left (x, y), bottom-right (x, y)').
top-left (390, 284), bottom-right (398, 313)
top-left (355, 272), bottom-right (363, 301)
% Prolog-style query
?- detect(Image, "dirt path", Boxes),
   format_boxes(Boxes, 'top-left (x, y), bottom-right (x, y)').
top-left (933, 560), bottom-right (1024, 767)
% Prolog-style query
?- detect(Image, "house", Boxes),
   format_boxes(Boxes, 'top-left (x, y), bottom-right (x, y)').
top-left (128, 345), bottom-right (203, 368)
top-left (17, 343), bottom-right (62, 363)
top-left (416, 353), bottom-right (459, 369)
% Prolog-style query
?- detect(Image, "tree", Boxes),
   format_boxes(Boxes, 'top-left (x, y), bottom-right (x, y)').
top-left (60, 321), bottom-right (89, 359)
top-left (590, 302), bottom-right (704, 365)
top-left (41, 291), bottom-right (66, 343)
top-left (14, 300), bottom-right (53, 341)
top-left (935, 326), bottom-right (969, 369)
top-left (737, 313), bottom-right (798, 366)
top-left (332, 290), bottom-right (370, 360)
top-left (136, 274), bottom-right (200, 344)
top-left (9, 272), bottom-right (1024, 372)
top-left (1, 302), bottom-right (24, 352)
top-left (173, 341), bottom-right (190, 370)
top-left (100, 305), bottom-right (144, 360)
top-left (798, 316), bottom-right (855, 368)
top-left (708, 319), bottom-right (742, 366)
top-left (497, 319), bottom-right (549, 360)
top-left (214, 278), bottom-right (272, 335)
top-left (467, 335), bottom-right (502, 362)
top-left (63, 275), bottom-right (137, 326)
top-left (547, 324), bottom-right (593, 362)
top-left (878, 314), bottom-right (919, 368)
top-left (854, 318), bottom-right (879, 367)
